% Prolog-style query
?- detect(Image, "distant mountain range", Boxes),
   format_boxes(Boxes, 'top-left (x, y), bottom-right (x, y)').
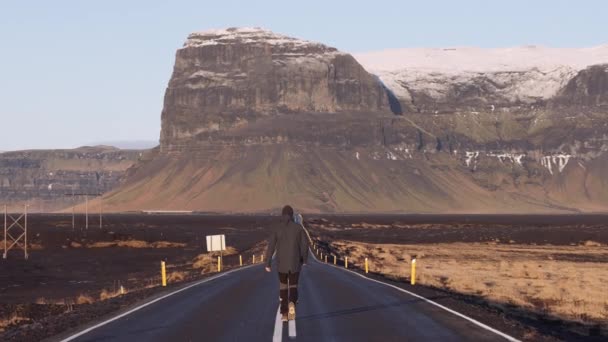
top-left (3, 28), bottom-right (608, 213)
top-left (85, 140), bottom-right (159, 150)
top-left (97, 28), bottom-right (608, 213)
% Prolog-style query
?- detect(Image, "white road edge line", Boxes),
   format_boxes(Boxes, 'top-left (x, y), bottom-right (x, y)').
top-left (60, 263), bottom-right (260, 342)
top-left (317, 256), bottom-right (521, 342)
top-left (273, 305), bottom-right (283, 342)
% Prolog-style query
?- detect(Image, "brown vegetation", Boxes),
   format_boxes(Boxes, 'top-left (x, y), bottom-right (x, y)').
top-left (167, 271), bottom-right (186, 283)
top-left (0, 315), bottom-right (28, 333)
top-left (192, 246), bottom-right (238, 274)
top-left (99, 288), bottom-right (127, 301)
top-left (331, 240), bottom-right (608, 325)
top-left (75, 294), bottom-right (94, 305)
top-left (85, 240), bottom-right (186, 248)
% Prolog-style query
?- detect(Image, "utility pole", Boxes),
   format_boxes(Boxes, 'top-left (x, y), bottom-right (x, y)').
top-left (24, 205), bottom-right (28, 259)
top-left (99, 198), bottom-right (102, 229)
top-left (3, 204), bottom-right (28, 260)
top-left (85, 195), bottom-right (88, 230)
top-left (3, 205), bottom-right (6, 257)
top-left (71, 186), bottom-right (75, 230)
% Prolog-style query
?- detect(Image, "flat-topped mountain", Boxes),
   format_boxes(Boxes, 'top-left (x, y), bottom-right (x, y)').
top-left (97, 30), bottom-right (608, 213)
top-left (160, 27), bottom-right (390, 153)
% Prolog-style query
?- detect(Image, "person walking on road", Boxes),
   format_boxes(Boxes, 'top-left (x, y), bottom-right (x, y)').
top-left (265, 205), bottom-right (309, 321)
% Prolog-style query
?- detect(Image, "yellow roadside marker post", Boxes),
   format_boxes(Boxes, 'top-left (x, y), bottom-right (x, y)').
top-left (239, 255), bottom-right (243, 266)
top-left (161, 261), bottom-right (167, 287)
top-left (365, 258), bottom-right (369, 274)
top-left (261, 254), bottom-right (264, 263)
top-left (217, 256), bottom-right (221, 272)
top-left (333, 255), bottom-right (336, 265)
top-left (411, 258), bottom-right (417, 285)
top-left (345, 257), bottom-right (348, 269)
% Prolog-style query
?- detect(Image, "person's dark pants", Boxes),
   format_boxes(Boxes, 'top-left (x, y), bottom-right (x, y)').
top-left (278, 271), bottom-right (300, 314)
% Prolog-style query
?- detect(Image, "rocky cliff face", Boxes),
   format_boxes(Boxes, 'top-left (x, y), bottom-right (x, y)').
top-left (555, 64), bottom-right (608, 107)
top-left (104, 31), bottom-right (608, 213)
top-left (160, 27), bottom-right (390, 152)
top-left (0, 147), bottom-right (142, 212)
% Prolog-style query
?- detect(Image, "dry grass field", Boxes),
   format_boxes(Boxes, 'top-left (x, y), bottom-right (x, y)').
top-left (330, 240), bottom-right (608, 326)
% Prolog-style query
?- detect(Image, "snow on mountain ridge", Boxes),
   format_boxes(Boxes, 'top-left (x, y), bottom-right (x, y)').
top-left (354, 45), bottom-right (608, 73)
top-left (184, 27), bottom-right (336, 52)
top-left (354, 45), bottom-right (608, 104)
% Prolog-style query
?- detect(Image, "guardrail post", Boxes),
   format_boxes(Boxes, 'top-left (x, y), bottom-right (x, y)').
top-left (333, 255), bottom-right (336, 265)
top-left (365, 258), bottom-right (369, 274)
top-left (253, 254), bottom-right (256, 264)
top-left (239, 255), bottom-right (243, 266)
top-left (325, 255), bottom-right (328, 263)
top-left (411, 258), bottom-right (416, 285)
top-left (161, 261), bottom-right (167, 287)
top-left (261, 254), bottom-right (264, 263)
top-left (345, 257), bottom-right (348, 269)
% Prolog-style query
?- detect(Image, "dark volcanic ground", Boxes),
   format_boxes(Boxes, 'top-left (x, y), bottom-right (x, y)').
top-left (306, 214), bottom-right (608, 246)
top-left (1, 214), bottom-right (607, 341)
top-left (1, 214), bottom-right (275, 303)
top-left (3, 213), bottom-right (607, 303)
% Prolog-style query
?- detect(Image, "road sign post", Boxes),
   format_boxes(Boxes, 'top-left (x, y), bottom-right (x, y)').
top-left (206, 234), bottom-right (226, 271)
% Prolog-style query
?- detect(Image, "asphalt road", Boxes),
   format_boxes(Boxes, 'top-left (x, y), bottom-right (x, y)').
top-left (59, 256), bottom-right (517, 342)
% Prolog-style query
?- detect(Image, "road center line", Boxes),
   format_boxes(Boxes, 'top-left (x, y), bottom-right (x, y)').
top-left (288, 319), bottom-right (296, 338)
top-left (273, 306), bottom-right (283, 342)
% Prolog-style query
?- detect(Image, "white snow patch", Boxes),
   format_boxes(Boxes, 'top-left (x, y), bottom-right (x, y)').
top-left (386, 151), bottom-right (398, 160)
top-left (393, 145), bottom-right (413, 159)
top-left (355, 152), bottom-right (360, 160)
top-left (487, 152), bottom-right (526, 166)
top-left (355, 45), bottom-right (608, 73)
top-left (184, 27), bottom-right (344, 57)
top-left (541, 154), bottom-right (571, 175)
top-left (465, 151), bottom-right (480, 169)
top-left (354, 45), bottom-right (608, 102)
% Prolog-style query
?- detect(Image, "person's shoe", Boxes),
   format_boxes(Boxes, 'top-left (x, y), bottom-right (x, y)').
top-left (281, 313), bottom-right (288, 322)
top-left (288, 302), bottom-right (296, 320)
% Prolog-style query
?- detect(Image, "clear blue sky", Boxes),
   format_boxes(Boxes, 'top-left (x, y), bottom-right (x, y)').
top-left (1, 0), bottom-right (606, 150)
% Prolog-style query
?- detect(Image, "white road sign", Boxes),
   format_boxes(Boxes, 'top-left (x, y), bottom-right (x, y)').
top-left (206, 234), bottom-right (226, 252)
